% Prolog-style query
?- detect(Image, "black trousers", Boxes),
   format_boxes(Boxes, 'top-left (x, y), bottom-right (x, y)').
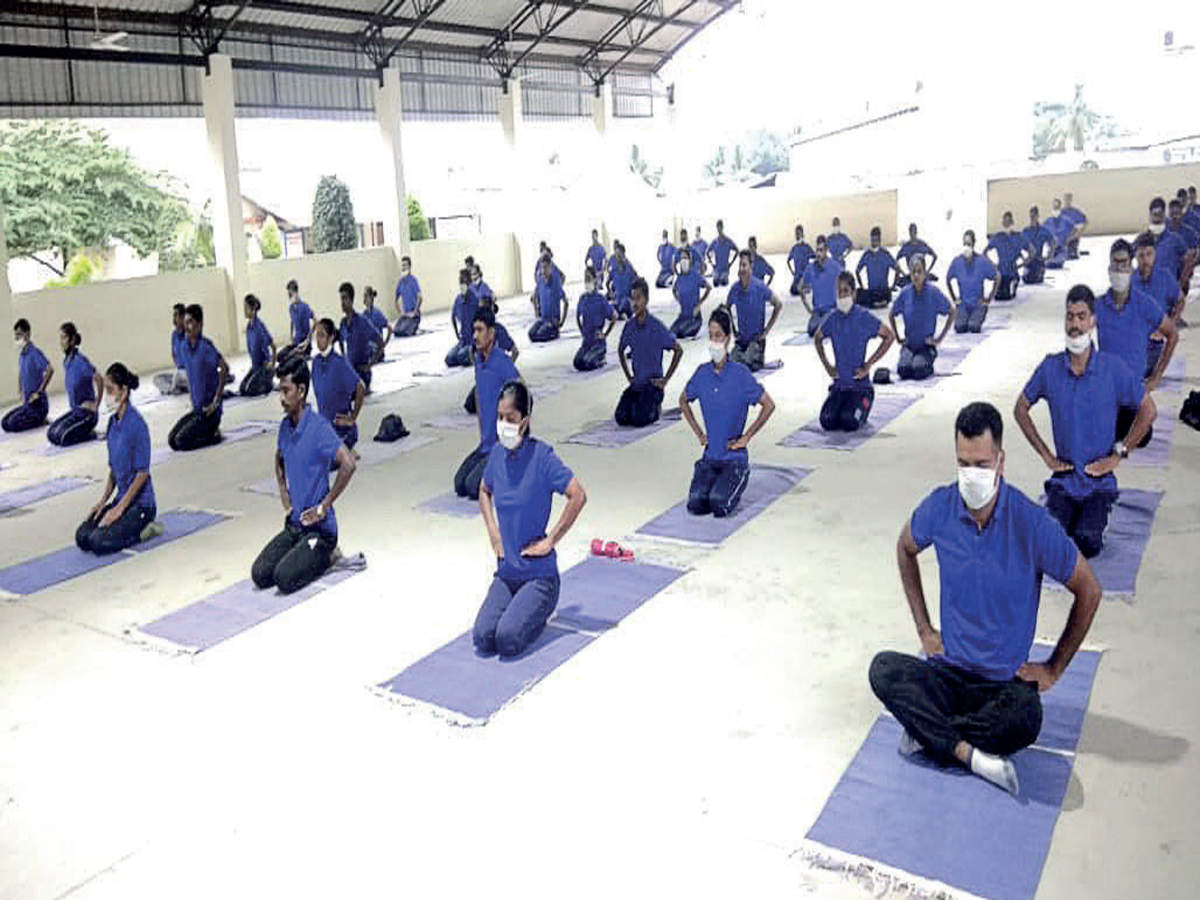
top-left (655, 270), bottom-right (674, 289)
top-left (251, 519), bottom-right (335, 595)
top-left (76, 501), bottom-right (156, 555)
top-left (869, 651), bottom-right (1042, 763)
top-left (445, 343), bottom-right (472, 368)
top-left (354, 363), bottom-right (373, 391)
top-left (168, 407), bottom-right (222, 451)
top-left (1115, 406), bottom-right (1153, 449)
top-left (393, 314), bottom-right (421, 337)
top-left (820, 382), bottom-right (875, 431)
top-left (856, 287), bottom-right (891, 308)
top-left (2, 396), bottom-right (49, 432)
top-left (995, 274), bottom-right (1019, 300)
top-left (239, 365), bottom-right (274, 397)
top-left (687, 458), bottom-right (750, 517)
top-left (615, 384), bottom-right (663, 428)
top-left (1045, 476), bottom-right (1114, 559)
top-left (1024, 258), bottom-right (1045, 284)
top-left (48, 408), bottom-right (98, 447)
top-left (731, 337), bottom-right (764, 371)
top-left (276, 343), bottom-right (310, 369)
top-left (574, 341), bottom-right (606, 371)
top-left (669, 312), bottom-right (703, 340)
top-left (454, 446), bottom-right (489, 500)
top-left (528, 319), bottom-right (560, 343)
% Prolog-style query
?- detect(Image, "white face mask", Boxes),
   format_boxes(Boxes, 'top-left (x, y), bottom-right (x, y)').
top-left (963, 243), bottom-right (974, 255)
top-left (316, 343), bottom-right (332, 358)
top-left (497, 419), bottom-right (523, 450)
top-left (957, 464), bottom-right (999, 510)
top-left (1109, 270), bottom-right (1131, 293)
top-left (1005, 224), bottom-right (1015, 233)
top-left (709, 341), bottom-right (727, 364)
top-left (14, 336), bottom-right (26, 350)
top-left (680, 259), bottom-right (691, 274)
top-left (831, 225), bottom-right (841, 235)
top-left (1148, 221), bottom-right (1165, 235)
top-left (836, 295), bottom-right (854, 314)
top-left (1065, 330), bottom-right (1092, 355)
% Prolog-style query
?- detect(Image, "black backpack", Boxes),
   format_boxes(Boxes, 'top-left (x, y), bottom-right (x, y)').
top-left (872, 367), bottom-right (891, 385)
top-left (1181, 391), bottom-right (1200, 431)
top-left (374, 414), bottom-right (409, 443)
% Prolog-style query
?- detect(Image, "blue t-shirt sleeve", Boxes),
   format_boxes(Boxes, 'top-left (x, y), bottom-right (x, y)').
top-left (540, 444), bottom-right (574, 494)
top-left (618, 321), bottom-right (631, 352)
top-left (802, 265), bottom-right (814, 287)
top-left (317, 417), bottom-right (343, 466)
top-left (482, 444), bottom-right (499, 493)
top-left (858, 308), bottom-right (880, 341)
top-left (1032, 505), bottom-right (1079, 585)
top-left (936, 288), bottom-right (952, 314)
top-left (984, 258), bottom-right (997, 278)
top-left (740, 364), bottom-right (764, 405)
top-left (133, 417), bottom-right (152, 470)
top-left (1140, 293), bottom-right (1164, 329)
top-left (947, 258), bottom-right (962, 282)
top-left (909, 491), bottom-right (938, 550)
top-left (657, 318), bottom-right (676, 351)
top-left (685, 368), bottom-right (700, 401)
top-left (1022, 357), bottom-right (1049, 404)
top-left (1110, 356), bottom-right (1144, 408)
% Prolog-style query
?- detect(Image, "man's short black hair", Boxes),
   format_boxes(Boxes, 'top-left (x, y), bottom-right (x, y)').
top-left (1030, 205), bottom-right (1039, 215)
top-left (172, 302), bottom-right (186, 315)
top-left (472, 305), bottom-right (496, 329)
top-left (338, 281), bottom-right (354, 300)
top-left (1066, 284), bottom-right (1096, 313)
top-left (870, 226), bottom-right (881, 238)
top-left (738, 248), bottom-right (753, 262)
top-left (630, 276), bottom-right (649, 298)
top-left (1133, 232), bottom-right (1157, 252)
top-left (1149, 196), bottom-right (1166, 211)
top-left (185, 303), bottom-right (203, 323)
top-left (278, 356), bottom-right (310, 395)
top-left (1109, 238), bottom-right (1133, 259)
top-left (1168, 197), bottom-right (1182, 211)
top-left (286, 279), bottom-right (298, 292)
top-left (14, 318), bottom-right (30, 334)
top-left (815, 234), bottom-right (827, 247)
top-left (955, 401), bottom-right (1003, 447)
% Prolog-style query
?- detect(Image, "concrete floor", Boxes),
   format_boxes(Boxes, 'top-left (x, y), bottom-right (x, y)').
top-left (0, 237), bottom-right (1196, 900)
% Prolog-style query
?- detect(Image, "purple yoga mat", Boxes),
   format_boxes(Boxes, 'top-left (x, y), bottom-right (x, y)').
top-left (778, 392), bottom-right (918, 451)
top-left (242, 434), bottom-right (440, 496)
top-left (551, 557), bottom-right (687, 631)
top-left (1045, 489), bottom-right (1162, 600)
top-left (1160, 351), bottom-right (1185, 389)
top-left (138, 566), bottom-right (360, 653)
top-left (416, 491), bottom-right (479, 519)
top-left (149, 419), bottom-right (274, 465)
top-left (0, 509), bottom-right (228, 596)
top-left (423, 412), bottom-right (476, 430)
top-left (782, 331), bottom-right (812, 347)
top-left (804, 716), bottom-right (1074, 900)
top-left (29, 434), bottom-right (99, 457)
top-left (1130, 408), bottom-right (1176, 467)
top-left (0, 475), bottom-right (93, 514)
top-left (565, 407), bottom-right (682, 448)
top-left (635, 465), bottom-right (811, 547)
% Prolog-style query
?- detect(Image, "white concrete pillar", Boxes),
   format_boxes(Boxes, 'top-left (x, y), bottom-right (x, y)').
top-left (0, 204), bottom-right (18, 405)
top-left (591, 80), bottom-right (611, 135)
top-left (499, 77), bottom-right (524, 151)
top-left (375, 64), bottom-right (411, 263)
top-left (201, 53), bottom-right (248, 354)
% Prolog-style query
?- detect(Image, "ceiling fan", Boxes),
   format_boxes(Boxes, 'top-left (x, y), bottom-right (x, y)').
top-left (88, 0), bottom-right (130, 51)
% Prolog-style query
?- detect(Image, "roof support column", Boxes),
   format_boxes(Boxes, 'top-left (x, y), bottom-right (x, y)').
top-left (201, 53), bottom-right (248, 355)
top-left (499, 76), bottom-right (524, 151)
top-left (374, 63), bottom-right (411, 265)
top-left (591, 79), bottom-right (611, 135)
top-left (0, 204), bottom-right (17, 405)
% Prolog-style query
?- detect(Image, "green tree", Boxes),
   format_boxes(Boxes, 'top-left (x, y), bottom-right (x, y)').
top-left (259, 215), bottom-right (283, 259)
top-left (407, 195), bottom-right (430, 241)
top-left (45, 254), bottom-right (97, 288)
top-left (311, 175), bottom-right (358, 253)
top-left (159, 201), bottom-right (215, 272)
top-left (1032, 84), bottom-right (1118, 157)
top-left (0, 120), bottom-right (190, 276)
top-left (629, 144), bottom-right (663, 190)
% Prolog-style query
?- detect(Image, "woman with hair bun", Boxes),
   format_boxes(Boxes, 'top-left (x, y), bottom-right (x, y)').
top-left (75, 362), bottom-right (158, 554)
top-left (47, 321), bottom-right (103, 447)
top-left (240, 293), bottom-right (277, 397)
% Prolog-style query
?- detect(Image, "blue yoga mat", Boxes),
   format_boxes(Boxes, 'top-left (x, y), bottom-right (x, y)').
top-left (416, 491), bottom-right (479, 519)
top-left (0, 509), bottom-right (228, 596)
top-left (139, 565), bottom-right (360, 653)
top-left (0, 475), bottom-right (93, 514)
top-left (635, 464), bottom-right (810, 547)
top-left (1029, 643), bottom-right (1102, 754)
top-left (376, 557), bottom-right (687, 724)
top-left (1044, 489), bottom-right (1162, 599)
top-left (1129, 408), bottom-right (1175, 468)
top-left (565, 407), bottom-right (682, 448)
top-left (778, 393), bottom-right (918, 451)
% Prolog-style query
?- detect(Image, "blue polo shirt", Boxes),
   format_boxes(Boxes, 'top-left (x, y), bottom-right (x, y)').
top-left (586, 244), bottom-right (607, 274)
top-left (483, 436), bottom-right (574, 581)
top-left (789, 242), bottom-right (815, 280)
top-left (827, 232), bottom-right (852, 260)
top-left (819, 305), bottom-right (881, 386)
top-left (577, 291), bottom-right (613, 346)
top-left (608, 259), bottom-right (637, 299)
top-left (181, 336), bottom-right (221, 413)
top-left (910, 480), bottom-right (1078, 681)
top-left (1132, 266), bottom-right (1181, 314)
top-left (674, 270), bottom-right (707, 318)
top-left (675, 244), bottom-right (703, 269)
top-left (618, 314), bottom-right (675, 386)
top-left (726, 277), bottom-right (773, 338)
top-left (470, 281), bottom-right (496, 307)
top-left (534, 261), bottom-right (563, 287)
top-left (1153, 229), bottom-right (1188, 278)
top-left (364, 305), bottom-right (389, 333)
top-left (946, 253), bottom-right (998, 308)
top-left (1044, 215), bottom-right (1071, 244)
top-left (278, 407), bottom-right (344, 541)
top-left (684, 360), bottom-right (763, 464)
top-left (289, 299), bottom-right (314, 345)
top-left (339, 312), bottom-right (375, 369)
top-left (1022, 224), bottom-right (1054, 258)
top-left (1023, 349), bottom-right (1142, 500)
top-left (750, 254), bottom-right (774, 281)
top-left (452, 290), bottom-right (479, 347)
top-left (1061, 206), bottom-right (1086, 228)
top-left (170, 329), bottom-right (187, 369)
top-left (856, 247), bottom-right (896, 291)
top-left (311, 351), bottom-right (361, 445)
top-left (62, 350), bottom-right (96, 410)
top-left (657, 243), bottom-right (675, 273)
top-left (18, 342), bottom-right (49, 401)
top-left (474, 347), bottom-right (521, 451)
top-left (691, 239), bottom-right (708, 265)
top-left (802, 258), bottom-right (844, 314)
top-left (892, 283), bottom-right (952, 348)
top-left (395, 275), bottom-right (421, 314)
top-left (493, 322), bottom-right (516, 355)
top-left (986, 231), bottom-right (1025, 276)
top-left (246, 317), bottom-right (274, 369)
top-left (106, 403), bottom-right (155, 510)
top-left (1168, 220), bottom-right (1199, 250)
top-left (1095, 288), bottom-right (1163, 379)
top-left (710, 235), bottom-right (737, 272)
top-left (899, 238), bottom-right (934, 265)
top-left (535, 277), bottom-right (565, 321)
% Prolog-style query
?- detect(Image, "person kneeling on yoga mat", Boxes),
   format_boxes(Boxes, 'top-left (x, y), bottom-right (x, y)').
top-left (474, 380), bottom-right (587, 658)
top-left (868, 401), bottom-right (1101, 797)
top-left (48, 322), bottom-right (103, 447)
top-left (814, 272), bottom-right (895, 432)
top-left (3, 319), bottom-right (53, 433)
top-left (680, 309), bottom-right (775, 518)
top-left (76, 363), bottom-right (158, 555)
top-left (252, 358), bottom-right (357, 595)
top-left (528, 256), bottom-right (568, 343)
top-left (168, 304), bottom-right (228, 451)
top-left (240, 294), bottom-right (276, 397)
top-left (455, 306), bottom-right (521, 501)
top-left (888, 255), bottom-right (954, 381)
top-left (615, 278), bottom-right (683, 428)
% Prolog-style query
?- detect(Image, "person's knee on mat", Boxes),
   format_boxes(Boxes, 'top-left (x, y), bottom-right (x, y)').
top-left (74, 520), bottom-right (94, 552)
top-left (495, 621), bottom-right (533, 658)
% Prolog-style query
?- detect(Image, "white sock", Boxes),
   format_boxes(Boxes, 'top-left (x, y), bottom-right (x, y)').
top-left (898, 729), bottom-right (921, 756)
top-left (968, 747), bottom-right (1020, 797)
